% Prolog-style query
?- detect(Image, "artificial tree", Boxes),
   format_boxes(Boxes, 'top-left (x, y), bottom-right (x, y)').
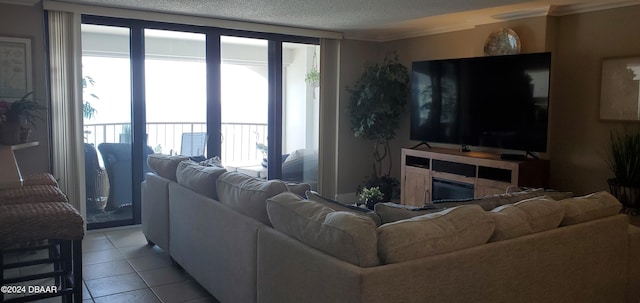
top-left (348, 52), bottom-right (409, 202)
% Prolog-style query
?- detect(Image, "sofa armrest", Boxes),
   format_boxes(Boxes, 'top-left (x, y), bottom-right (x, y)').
top-left (141, 173), bottom-right (171, 251)
top-left (628, 224), bottom-right (640, 303)
top-left (257, 226), bottom-right (365, 303)
top-left (169, 182), bottom-right (261, 303)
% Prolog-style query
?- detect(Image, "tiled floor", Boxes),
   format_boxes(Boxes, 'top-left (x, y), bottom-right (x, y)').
top-left (3, 226), bottom-right (219, 303)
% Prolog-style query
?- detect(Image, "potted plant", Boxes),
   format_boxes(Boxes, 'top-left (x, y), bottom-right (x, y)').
top-left (0, 92), bottom-right (46, 145)
top-left (605, 129), bottom-right (640, 214)
top-left (348, 52), bottom-right (409, 201)
top-left (359, 186), bottom-right (384, 210)
top-left (305, 67), bottom-right (320, 87)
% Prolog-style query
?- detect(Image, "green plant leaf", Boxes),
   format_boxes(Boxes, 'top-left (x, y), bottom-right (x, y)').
top-left (606, 129), bottom-right (640, 186)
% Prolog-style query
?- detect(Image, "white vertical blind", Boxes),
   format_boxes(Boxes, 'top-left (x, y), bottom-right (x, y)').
top-left (317, 38), bottom-right (340, 198)
top-left (47, 10), bottom-right (86, 219)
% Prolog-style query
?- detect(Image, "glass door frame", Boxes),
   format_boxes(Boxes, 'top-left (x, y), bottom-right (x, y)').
top-left (82, 15), bottom-right (319, 229)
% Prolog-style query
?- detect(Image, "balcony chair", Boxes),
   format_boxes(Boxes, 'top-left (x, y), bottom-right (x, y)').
top-left (97, 143), bottom-right (154, 212)
top-left (84, 143), bottom-right (107, 212)
top-left (180, 132), bottom-right (207, 157)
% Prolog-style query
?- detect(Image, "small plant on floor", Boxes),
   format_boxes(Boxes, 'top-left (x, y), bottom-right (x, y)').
top-left (359, 186), bottom-right (384, 210)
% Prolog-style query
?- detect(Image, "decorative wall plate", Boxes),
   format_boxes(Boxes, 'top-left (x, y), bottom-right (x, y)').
top-left (483, 28), bottom-right (521, 56)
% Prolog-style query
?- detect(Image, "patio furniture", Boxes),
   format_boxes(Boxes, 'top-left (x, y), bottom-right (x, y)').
top-left (85, 143), bottom-right (107, 211)
top-left (180, 132), bottom-right (207, 157)
top-left (98, 143), bottom-right (154, 211)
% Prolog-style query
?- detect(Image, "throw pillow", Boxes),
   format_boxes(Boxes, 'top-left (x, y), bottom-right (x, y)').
top-left (147, 154), bottom-right (191, 181)
top-left (487, 205), bottom-right (533, 242)
top-left (216, 171), bottom-right (289, 226)
top-left (373, 202), bottom-right (445, 225)
top-left (306, 190), bottom-right (382, 226)
top-left (175, 160), bottom-right (227, 200)
top-left (286, 182), bottom-right (312, 198)
top-left (198, 156), bottom-right (225, 168)
top-left (433, 196), bottom-right (503, 211)
top-left (506, 187), bottom-right (574, 200)
top-left (433, 188), bottom-right (573, 211)
top-left (377, 205), bottom-right (495, 264)
top-left (557, 191), bottom-right (622, 226)
top-left (267, 192), bottom-right (379, 267)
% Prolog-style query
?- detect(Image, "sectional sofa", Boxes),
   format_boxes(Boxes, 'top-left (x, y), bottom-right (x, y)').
top-left (141, 154), bottom-right (640, 303)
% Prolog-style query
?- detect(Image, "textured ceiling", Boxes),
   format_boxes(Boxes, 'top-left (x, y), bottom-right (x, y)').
top-left (36, 0), bottom-right (640, 40)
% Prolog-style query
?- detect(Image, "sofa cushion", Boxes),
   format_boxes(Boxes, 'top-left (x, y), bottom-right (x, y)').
top-left (0, 185), bottom-right (68, 205)
top-left (267, 192), bottom-right (379, 267)
top-left (147, 154), bottom-right (191, 181)
top-left (557, 191), bottom-right (622, 226)
top-left (433, 188), bottom-right (574, 211)
top-left (377, 205), bottom-right (495, 264)
top-left (502, 187), bottom-right (575, 200)
top-left (373, 202), bottom-right (445, 225)
top-left (506, 196), bottom-right (565, 233)
top-left (487, 205), bottom-right (532, 242)
top-left (175, 160), bottom-right (227, 200)
top-left (306, 190), bottom-right (382, 226)
top-left (216, 171), bottom-right (288, 226)
top-left (286, 183), bottom-right (312, 198)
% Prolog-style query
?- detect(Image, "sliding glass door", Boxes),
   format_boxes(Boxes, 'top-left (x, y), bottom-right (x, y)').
top-left (144, 29), bottom-right (207, 158)
top-left (81, 16), bottom-right (320, 229)
top-left (281, 42), bottom-right (320, 189)
top-left (220, 36), bottom-right (269, 177)
top-left (81, 24), bottom-right (135, 228)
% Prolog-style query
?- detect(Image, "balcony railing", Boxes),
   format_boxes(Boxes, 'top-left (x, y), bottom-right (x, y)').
top-left (83, 122), bottom-right (268, 164)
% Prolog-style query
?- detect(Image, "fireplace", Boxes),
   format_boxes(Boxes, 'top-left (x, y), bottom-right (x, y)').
top-left (432, 178), bottom-right (474, 201)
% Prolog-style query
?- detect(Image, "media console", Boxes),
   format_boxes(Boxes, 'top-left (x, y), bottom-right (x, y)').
top-left (401, 147), bottom-right (549, 207)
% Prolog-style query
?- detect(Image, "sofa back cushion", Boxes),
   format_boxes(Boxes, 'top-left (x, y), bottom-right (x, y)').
top-left (377, 205), bottom-right (495, 264)
top-left (306, 190), bottom-right (382, 226)
top-left (216, 171), bottom-right (288, 226)
top-left (487, 206), bottom-right (532, 242)
top-left (373, 202), bottom-right (445, 225)
top-left (147, 154), bottom-right (191, 181)
top-left (285, 183), bottom-right (312, 198)
top-left (557, 191), bottom-right (622, 226)
top-left (509, 196), bottom-right (565, 233)
top-left (175, 160), bottom-right (227, 200)
top-left (433, 188), bottom-right (573, 211)
top-left (267, 192), bottom-right (379, 267)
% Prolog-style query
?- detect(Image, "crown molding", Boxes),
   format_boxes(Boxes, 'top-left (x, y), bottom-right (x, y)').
top-left (350, 0), bottom-right (640, 42)
top-left (490, 6), bottom-right (553, 20)
top-left (0, 0), bottom-right (39, 5)
top-left (344, 23), bottom-right (476, 42)
top-left (549, 0), bottom-right (640, 16)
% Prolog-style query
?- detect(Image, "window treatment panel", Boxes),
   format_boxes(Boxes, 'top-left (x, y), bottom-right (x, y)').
top-left (318, 38), bottom-right (340, 198)
top-left (47, 10), bottom-right (85, 217)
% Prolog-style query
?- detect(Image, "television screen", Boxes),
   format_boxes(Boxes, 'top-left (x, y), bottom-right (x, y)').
top-left (410, 52), bottom-right (551, 152)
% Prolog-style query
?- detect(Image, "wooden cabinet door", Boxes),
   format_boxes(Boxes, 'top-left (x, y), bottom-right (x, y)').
top-left (404, 167), bottom-right (430, 207)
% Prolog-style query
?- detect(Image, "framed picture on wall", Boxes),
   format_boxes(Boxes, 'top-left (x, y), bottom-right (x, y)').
top-left (600, 55), bottom-right (640, 121)
top-left (0, 36), bottom-right (32, 99)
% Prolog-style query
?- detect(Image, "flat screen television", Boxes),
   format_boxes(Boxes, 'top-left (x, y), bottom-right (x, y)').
top-left (410, 52), bottom-right (551, 152)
